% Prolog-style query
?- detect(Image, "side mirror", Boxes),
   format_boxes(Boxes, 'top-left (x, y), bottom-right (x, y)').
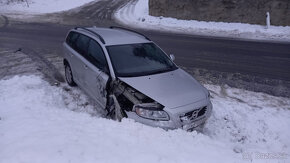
top-left (169, 54), bottom-right (175, 61)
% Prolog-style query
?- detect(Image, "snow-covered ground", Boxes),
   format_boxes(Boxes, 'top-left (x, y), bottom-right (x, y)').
top-left (0, 0), bottom-right (97, 14)
top-left (114, 0), bottom-right (290, 42)
top-left (0, 75), bottom-right (289, 163)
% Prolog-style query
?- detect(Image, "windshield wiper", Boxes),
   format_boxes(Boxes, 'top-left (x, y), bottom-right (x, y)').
top-left (150, 66), bottom-right (176, 75)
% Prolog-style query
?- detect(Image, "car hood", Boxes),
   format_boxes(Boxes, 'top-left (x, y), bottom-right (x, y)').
top-left (118, 68), bottom-right (207, 109)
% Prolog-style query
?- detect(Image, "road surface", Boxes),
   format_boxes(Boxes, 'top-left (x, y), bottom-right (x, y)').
top-left (0, 0), bottom-right (289, 97)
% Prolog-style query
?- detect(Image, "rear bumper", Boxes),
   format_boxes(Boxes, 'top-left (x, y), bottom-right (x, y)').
top-left (126, 101), bottom-right (212, 131)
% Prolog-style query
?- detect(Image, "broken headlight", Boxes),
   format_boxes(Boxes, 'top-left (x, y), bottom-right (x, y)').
top-left (134, 103), bottom-right (169, 121)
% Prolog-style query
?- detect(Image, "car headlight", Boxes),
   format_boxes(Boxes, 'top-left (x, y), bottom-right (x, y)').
top-left (134, 103), bottom-right (169, 121)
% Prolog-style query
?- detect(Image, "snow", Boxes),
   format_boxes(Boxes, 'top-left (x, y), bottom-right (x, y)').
top-left (114, 0), bottom-right (290, 42)
top-left (0, 0), bottom-right (98, 14)
top-left (1, 75), bottom-right (289, 163)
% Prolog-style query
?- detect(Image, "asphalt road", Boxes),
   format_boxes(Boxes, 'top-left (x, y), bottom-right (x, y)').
top-left (0, 0), bottom-right (290, 97)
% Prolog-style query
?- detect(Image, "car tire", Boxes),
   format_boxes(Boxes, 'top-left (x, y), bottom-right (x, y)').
top-left (113, 104), bottom-right (125, 121)
top-left (64, 63), bottom-right (77, 87)
top-left (107, 95), bottom-right (126, 121)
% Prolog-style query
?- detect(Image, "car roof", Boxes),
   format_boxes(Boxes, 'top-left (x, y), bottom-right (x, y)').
top-left (75, 27), bottom-right (151, 46)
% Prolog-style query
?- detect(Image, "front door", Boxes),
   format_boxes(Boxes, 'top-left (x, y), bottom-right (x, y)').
top-left (83, 39), bottom-right (109, 108)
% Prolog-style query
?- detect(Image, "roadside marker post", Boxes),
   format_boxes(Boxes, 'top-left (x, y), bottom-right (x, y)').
top-left (266, 12), bottom-right (271, 29)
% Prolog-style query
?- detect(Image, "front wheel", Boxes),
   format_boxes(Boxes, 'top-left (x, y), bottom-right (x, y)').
top-left (107, 95), bottom-right (126, 121)
top-left (64, 63), bottom-right (77, 86)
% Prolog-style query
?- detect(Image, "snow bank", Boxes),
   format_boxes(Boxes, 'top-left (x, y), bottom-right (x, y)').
top-left (205, 84), bottom-right (290, 158)
top-left (114, 0), bottom-right (290, 42)
top-left (0, 75), bottom-right (289, 163)
top-left (0, 0), bottom-right (98, 14)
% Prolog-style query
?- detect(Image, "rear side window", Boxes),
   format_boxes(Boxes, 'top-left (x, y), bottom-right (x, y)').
top-left (66, 32), bottom-right (79, 48)
top-left (87, 40), bottom-right (108, 72)
top-left (74, 34), bottom-right (90, 57)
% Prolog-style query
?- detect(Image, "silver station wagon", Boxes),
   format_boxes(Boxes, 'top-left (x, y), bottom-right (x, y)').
top-left (63, 26), bottom-right (212, 131)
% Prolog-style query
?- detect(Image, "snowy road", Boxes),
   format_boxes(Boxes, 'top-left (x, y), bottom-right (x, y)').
top-left (0, 1), bottom-right (290, 162)
top-left (1, 18), bottom-right (290, 97)
top-left (1, 0), bottom-right (290, 97)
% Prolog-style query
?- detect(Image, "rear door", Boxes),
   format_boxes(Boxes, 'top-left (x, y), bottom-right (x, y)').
top-left (84, 39), bottom-right (110, 108)
top-left (72, 34), bottom-right (91, 87)
top-left (64, 31), bottom-right (81, 84)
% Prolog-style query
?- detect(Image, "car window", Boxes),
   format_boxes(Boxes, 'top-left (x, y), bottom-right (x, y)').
top-left (75, 34), bottom-right (90, 57)
top-left (87, 40), bottom-right (108, 72)
top-left (107, 43), bottom-right (177, 77)
top-left (66, 32), bottom-right (79, 48)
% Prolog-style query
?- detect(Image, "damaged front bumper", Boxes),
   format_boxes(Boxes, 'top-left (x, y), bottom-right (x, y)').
top-left (126, 100), bottom-right (213, 131)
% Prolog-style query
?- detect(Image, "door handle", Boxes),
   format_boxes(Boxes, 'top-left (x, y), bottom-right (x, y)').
top-left (84, 65), bottom-right (88, 69)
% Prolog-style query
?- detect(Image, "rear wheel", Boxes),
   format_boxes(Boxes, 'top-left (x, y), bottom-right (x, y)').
top-left (65, 63), bottom-right (77, 86)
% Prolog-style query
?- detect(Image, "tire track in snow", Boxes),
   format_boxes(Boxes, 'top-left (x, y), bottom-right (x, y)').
top-left (19, 47), bottom-right (65, 84)
top-left (0, 15), bottom-right (9, 28)
top-left (0, 48), bottom-right (40, 79)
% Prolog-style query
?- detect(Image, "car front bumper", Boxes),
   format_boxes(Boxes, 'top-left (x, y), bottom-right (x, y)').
top-left (126, 100), bottom-right (213, 131)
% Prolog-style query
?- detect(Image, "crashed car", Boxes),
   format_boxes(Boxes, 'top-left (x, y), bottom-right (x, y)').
top-left (63, 26), bottom-right (212, 131)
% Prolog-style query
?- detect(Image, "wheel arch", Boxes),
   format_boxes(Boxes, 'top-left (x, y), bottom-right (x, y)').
top-left (63, 59), bottom-right (69, 66)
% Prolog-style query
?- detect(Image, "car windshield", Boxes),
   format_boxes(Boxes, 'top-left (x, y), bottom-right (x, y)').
top-left (106, 43), bottom-right (177, 77)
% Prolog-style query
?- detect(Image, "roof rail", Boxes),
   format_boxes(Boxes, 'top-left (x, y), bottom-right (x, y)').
top-left (75, 27), bottom-right (106, 44)
top-left (109, 26), bottom-right (151, 41)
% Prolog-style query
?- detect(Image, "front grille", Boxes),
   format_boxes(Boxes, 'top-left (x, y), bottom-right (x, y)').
top-left (198, 107), bottom-right (207, 117)
top-left (180, 106), bottom-right (207, 123)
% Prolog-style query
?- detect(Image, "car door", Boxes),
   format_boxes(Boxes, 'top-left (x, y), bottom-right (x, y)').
top-left (64, 31), bottom-right (82, 84)
top-left (84, 39), bottom-right (109, 108)
top-left (71, 33), bottom-right (91, 87)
